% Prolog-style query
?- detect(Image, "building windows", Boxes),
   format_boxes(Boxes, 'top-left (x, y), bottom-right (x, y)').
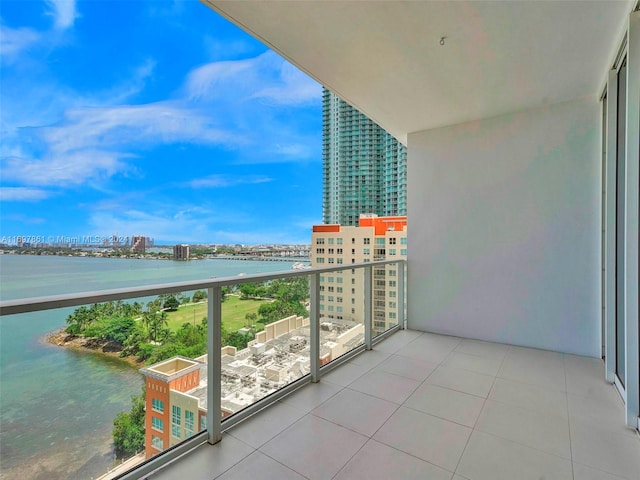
top-left (389, 291), bottom-right (396, 298)
top-left (316, 238), bottom-right (325, 244)
top-left (151, 435), bottom-right (164, 451)
top-left (389, 280), bottom-right (396, 287)
top-left (337, 238), bottom-right (343, 245)
top-left (363, 248), bottom-right (370, 255)
top-left (320, 295), bottom-right (325, 301)
top-left (328, 286), bottom-right (334, 292)
top-left (364, 238), bottom-right (371, 245)
top-left (328, 305), bottom-right (334, 312)
top-left (172, 425), bottom-right (181, 439)
top-left (389, 269), bottom-right (396, 276)
top-left (337, 287), bottom-right (343, 293)
top-left (337, 297), bottom-right (343, 303)
top-left (389, 238), bottom-right (397, 245)
top-left (389, 249), bottom-right (396, 255)
top-left (200, 415), bottom-right (206, 432)
top-left (185, 410), bottom-right (195, 438)
top-left (337, 277), bottom-right (343, 284)
top-left (152, 416), bottom-right (164, 432)
top-left (328, 238), bottom-right (334, 245)
top-left (351, 308), bottom-right (356, 314)
top-left (337, 258), bottom-right (343, 264)
top-left (337, 248), bottom-right (343, 254)
top-left (328, 296), bottom-right (334, 302)
top-left (400, 237), bottom-right (407, 245)
top-left (328, 276), bottom-right (334, 283)
top-left (376, 238), bottom-right (385, 245)
top-left (328, 248), bottom-right (334, 254)
top-left (319, 285), bottom-right (325, 292)
top-left (328, 258), bottom-right (335, 263)
top-left (337, 306), bottom-right (343, 313)
top-left (152, 398), bottom-right (164, 413)
top-left (351, 238), bottom-right (355, 244)
top-left (352, 248), bottom-right (356, 255)
top-left (316, 248), bottom-right (325, 254)
top-left (389, 301), bottom-right (396, 309)
top-left (172, 405), bottom-right (181, 426)
top-left (389, 312), bottom-right (397, 319)
top-left (352, 298), bottom-right (356, 304)
top-left (316, 258), bottom-right (325, 264)
top-left (401, 249), bottom-right (407, 256)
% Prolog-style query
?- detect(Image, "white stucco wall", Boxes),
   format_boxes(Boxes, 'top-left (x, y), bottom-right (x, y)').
top-left (407, 97), bottom-right (601, 356)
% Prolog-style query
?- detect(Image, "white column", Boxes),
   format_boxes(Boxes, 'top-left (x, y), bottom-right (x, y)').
top-left (624, 9), bottom-right (639, 428)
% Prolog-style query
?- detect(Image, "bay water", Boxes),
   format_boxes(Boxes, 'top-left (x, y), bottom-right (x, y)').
top-left (0, 254), bottom-right (300, 479)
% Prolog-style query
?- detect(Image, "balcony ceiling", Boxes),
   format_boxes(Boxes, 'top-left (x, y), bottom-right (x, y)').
top-left (203, 0), bottom-right (633, 144)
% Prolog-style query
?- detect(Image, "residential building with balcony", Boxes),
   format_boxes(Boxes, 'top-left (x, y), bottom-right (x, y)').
top-left (2, 2), bottom-right (639, 479)
top-left (322, 88), bottom-right (407, 226)
top-left (311, 214), bottom-right (407, 334)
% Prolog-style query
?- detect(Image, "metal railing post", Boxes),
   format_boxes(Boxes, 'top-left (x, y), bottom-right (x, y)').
top-left (207, 286), bottom-right (222, 444)
top-left (310, 272), bottom-right (320, 382)
top-left (398, 260), bottom-right (406, 330)
top-left (364, 265), bottom-right (373, 350)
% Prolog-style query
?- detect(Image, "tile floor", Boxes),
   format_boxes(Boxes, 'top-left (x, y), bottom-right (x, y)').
top-left (150, 330), bottom-right (640, 480)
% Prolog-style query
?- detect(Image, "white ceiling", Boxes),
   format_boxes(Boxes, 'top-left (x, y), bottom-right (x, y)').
top-left (203, 1), bottom-right (633, 144)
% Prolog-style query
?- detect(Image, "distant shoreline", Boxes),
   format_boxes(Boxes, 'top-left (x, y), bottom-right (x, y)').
top-left (0, 249), bottom-right (310, 263)
top-left (45, 329), bottom-right (142, 369)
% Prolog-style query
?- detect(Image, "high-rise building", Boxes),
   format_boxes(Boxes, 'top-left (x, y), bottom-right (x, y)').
top-left (322, 88), bottom-right (407, 226)
top-left (311, 214), bottom-right (407, 334)
top-left (173, 244), bottom-right (190, 261)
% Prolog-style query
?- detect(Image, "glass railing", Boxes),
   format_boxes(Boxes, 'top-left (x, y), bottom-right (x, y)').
top-left (0, 260), bottom-right (405, 480)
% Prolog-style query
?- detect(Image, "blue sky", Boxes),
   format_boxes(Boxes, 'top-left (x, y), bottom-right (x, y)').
top-left (0, 0), bottom-right (322, 245)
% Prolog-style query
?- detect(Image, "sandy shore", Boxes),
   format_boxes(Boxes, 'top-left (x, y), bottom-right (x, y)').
top-left (45, 329), bottom-right (143, 368)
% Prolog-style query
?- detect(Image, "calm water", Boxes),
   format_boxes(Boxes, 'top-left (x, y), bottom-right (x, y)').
top-left (0, 254), bottom-right (300, 480)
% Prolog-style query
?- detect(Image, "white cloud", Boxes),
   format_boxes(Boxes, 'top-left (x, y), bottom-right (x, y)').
top-left (2, 150), bottom-right (129, 186)
top-left (0, 24), bottom-right (40, 60)
top-left (185, 51), bottom-right (320, 106)
top-left (45, 0), bottom-right (78, 30)
top-left (252, 60), bottom-right (321, 105)
top-left (0, 187), bottom-right (54, 202)
top-left (188, 175), bottom-right (272, 189)
top-left (2, 47), bottom-right (319, 192)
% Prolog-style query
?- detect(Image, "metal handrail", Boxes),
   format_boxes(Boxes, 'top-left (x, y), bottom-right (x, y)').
top-left (0, 260), bottom-right (403, 316)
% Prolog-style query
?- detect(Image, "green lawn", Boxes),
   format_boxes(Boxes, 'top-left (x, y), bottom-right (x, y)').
top-left (165, 296), bottom-right (265, 333)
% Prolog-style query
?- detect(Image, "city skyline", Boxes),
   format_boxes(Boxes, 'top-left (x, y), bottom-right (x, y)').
top-left (0, 0), bottom-right (323, 245)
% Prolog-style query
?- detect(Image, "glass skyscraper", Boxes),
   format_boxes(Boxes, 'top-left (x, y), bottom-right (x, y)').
top-left (322, 88), bottom-right (407, 226)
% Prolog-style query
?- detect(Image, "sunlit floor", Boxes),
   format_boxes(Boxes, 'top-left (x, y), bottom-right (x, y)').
top-left (150, 330), bottom-right (640, 480)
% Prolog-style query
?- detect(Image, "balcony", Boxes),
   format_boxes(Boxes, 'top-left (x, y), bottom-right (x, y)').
top-left (150, 329), bottom-right (640, 480)
top-left (1, 260), bottom-right (638, 479)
